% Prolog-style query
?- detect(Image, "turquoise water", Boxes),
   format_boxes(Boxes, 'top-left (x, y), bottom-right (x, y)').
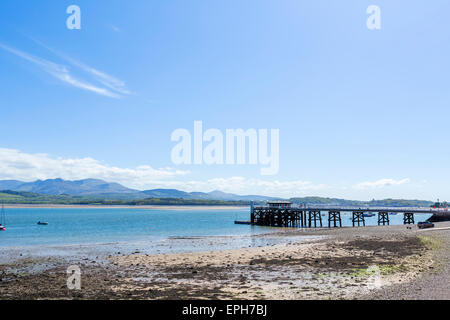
top-left (0, 208), bottom-right (433, 258)
top-left (324, 211), bottom-right (432, 227)
top-left (0, 207), bottom-right (261, 247)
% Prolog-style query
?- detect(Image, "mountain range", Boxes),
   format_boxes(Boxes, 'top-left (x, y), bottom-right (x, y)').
top-left (0, 178), bottom-right (436, 207)
top-left (0, 178), bottom-right (279, 202)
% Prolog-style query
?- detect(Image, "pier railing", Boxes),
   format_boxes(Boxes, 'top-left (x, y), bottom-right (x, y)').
top-left (253, 205), bottom-right (446, 214)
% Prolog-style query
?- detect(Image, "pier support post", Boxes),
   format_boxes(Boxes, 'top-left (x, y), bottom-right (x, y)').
top-left (352, 211), bottom-right (365, 227)
top-left (300, 211), bottom-right (304, 228)
top-left (250, 206), bottom-right (432, 229)
top-left (378, 211), bottom-right (390, 226)
top-left (328, 211), bottom-right (342, 228)
top-left (308, 211), bottom-right (322, 228)
top-left (403, 212), bottom-right (415, 225)
top-left (269, 210), bottom-right (275, 226)
top-left (252, 208), bottom-right (261, 225)
top-left (294, 210), bottom-right (302, 228)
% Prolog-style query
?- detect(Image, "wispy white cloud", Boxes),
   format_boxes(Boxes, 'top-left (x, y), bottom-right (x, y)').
top-left (0, 148), bottom-right (188, 190)
top-left (60, 56), bottom-right (131, 95)
top-left (30, 38), bottom-right (131, 96)
top-left (109, 25), bottom-right (121, 33)
top-left (354, 178), bottom-right (411, 190)
top-left (0, 42), bottom-right (129, 98)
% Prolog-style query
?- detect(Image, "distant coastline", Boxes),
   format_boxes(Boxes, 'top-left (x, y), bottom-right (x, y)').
top-left (0, 178), bottom-right (437, 208)
top-left (3, 204), bottom-right (248, 210)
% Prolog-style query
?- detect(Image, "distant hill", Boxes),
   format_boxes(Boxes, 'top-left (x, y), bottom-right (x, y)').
top-left (0, 178), bottom-right (436, 206)
top-left (141, 189), bottom-right (278, 201)
top-left (12, 178), bottom-right (138, 195)
top-left (0, 180), bottom-right (25, 190)
top-left (290, 197), bottom-right (434, 207)
top-left (142, 189), bottom-right (193, 199)
top-left (0, 179), bottom-right (277, 202)
top-left (0, 190), bottom-right (249, 206)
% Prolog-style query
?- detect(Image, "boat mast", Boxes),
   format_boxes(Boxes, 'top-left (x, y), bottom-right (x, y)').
top-left (1, 203), bottom-right (5, 226)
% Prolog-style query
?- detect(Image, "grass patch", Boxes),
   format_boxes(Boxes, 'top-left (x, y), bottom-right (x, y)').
top-left (351, 264), bottom-right (408, 277)
top-left (418, 236), bottom-right (441, 250)
top-left (378, 264), bottom-right (408, 275)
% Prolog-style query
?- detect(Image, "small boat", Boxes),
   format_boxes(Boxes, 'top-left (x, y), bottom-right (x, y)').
top-left (0, 225), bottom-right (5, 231)
top-left (37, 221), bottom-right (49, 225)
top-left (389, 212), bottom-right (398, 216)
top-left (234, 220), bottom-right (252, 225)
top-left (363, 213), bottom-right (375, 218)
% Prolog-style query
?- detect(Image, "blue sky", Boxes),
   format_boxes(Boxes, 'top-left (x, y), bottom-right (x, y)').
top-left (0, 0), bottom-right (449, 200)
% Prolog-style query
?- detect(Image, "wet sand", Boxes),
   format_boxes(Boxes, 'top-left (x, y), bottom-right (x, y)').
top-left (0, 223), bottom-right (448, 300)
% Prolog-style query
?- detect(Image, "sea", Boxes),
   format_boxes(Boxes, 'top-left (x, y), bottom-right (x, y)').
top-left (0, 207), bottom-right (433, 262)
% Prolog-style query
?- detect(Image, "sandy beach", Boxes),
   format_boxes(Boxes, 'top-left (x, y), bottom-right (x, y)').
top-left (0, 222), bottom-right (449, 300)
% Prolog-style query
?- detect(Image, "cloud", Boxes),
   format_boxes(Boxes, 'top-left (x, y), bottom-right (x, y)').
top-left (0, 42), bottom-right (129, 98)
top-left (0, 147), bottom-right (324, 196)
top-left (0, 148), bottom-right (188, 190)
top-left (0, 147), bottom-right (417, 197)
top-left (354, 178), bottom-right (411, 189)
top-left (109, 25), bottom-right (121, 33)
top-left (124, 177), bottom-right (326, 197)
top-left (69, 59), bottom-right (131, 95)
top-left (30, 39), bottom-right (131, 96)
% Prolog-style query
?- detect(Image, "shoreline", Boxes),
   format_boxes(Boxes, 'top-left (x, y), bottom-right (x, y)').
top-left (0, 228), bottom-right (305, 265)
top-left (3, 204), bottom-right (249, 210)
top-left (1, 222), bottom-right (449, 299)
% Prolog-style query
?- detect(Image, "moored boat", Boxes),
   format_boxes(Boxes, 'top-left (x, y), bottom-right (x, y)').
top-left (234, 220), bottom-right (251, 225)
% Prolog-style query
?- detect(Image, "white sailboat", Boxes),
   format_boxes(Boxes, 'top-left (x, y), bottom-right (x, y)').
top-left (0, 204), bottom-right (6, 231)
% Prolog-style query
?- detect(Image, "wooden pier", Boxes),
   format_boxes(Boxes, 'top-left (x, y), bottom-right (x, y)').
top-left (250, 201), bottom-right (448, 228)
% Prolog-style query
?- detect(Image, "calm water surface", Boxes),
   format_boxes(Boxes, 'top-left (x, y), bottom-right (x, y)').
top-left (0, 208), bottom-right (260, 247)
top-left (0, 208), bottom-right (433, 259)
